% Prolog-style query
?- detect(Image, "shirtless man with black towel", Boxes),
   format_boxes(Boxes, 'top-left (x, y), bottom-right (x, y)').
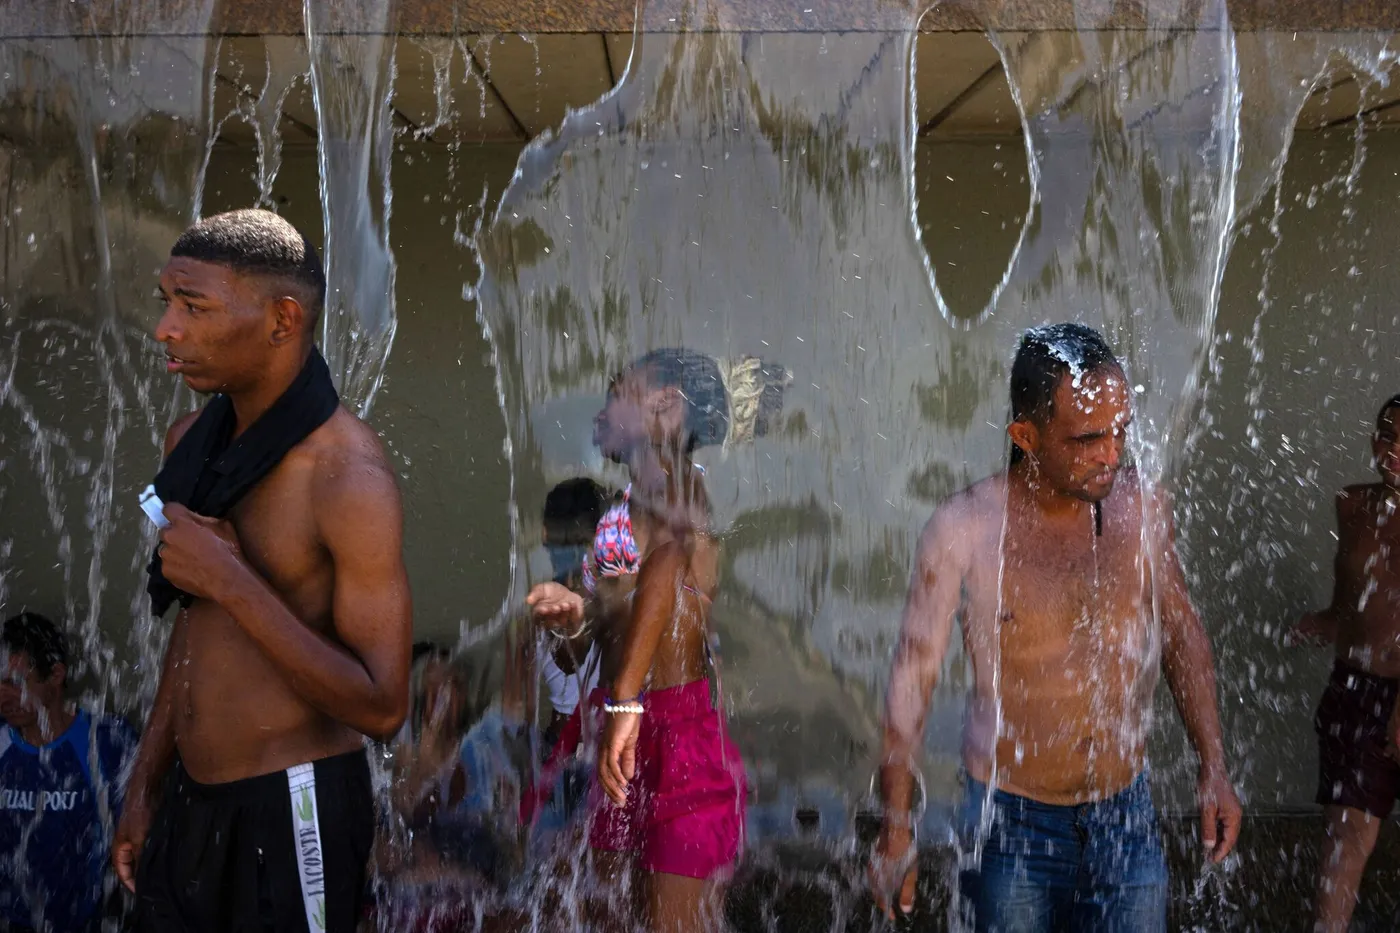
top-left (113, 209), bottom-right (413, 933)
top-left (873, 323), bottom-right (1241, 931)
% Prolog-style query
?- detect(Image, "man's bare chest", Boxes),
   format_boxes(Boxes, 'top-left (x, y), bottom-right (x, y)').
top-left (224, 464), bottom-right (327, 602)
top-left (991, 534), bottom-right (1150, 653)
top-left (1341, 518), bottom-right (1400, 611)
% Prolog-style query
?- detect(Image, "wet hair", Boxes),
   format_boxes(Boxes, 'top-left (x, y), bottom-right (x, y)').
top-left (543, 478), bottom-right (608, 544)
top-left (1377, 395), bottom-right (1400, 433)
top-left (1009, 323), bottom-right (1121, 464)
top-left (171, 209), bottom-right (326, 329)
top-left (633, 348), bottom-right (788, 452)
top-left (2, 612), bottom-right (68, 682)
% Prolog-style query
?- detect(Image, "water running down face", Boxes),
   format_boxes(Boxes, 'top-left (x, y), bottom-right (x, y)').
top-left (1010, 366), bottom-right (1133, 504)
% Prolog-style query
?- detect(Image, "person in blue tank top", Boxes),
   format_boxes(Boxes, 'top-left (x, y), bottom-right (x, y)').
top-left (0, 612), bottom-right (138, 933)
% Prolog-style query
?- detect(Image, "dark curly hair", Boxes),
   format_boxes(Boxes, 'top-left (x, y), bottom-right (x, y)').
top-left (2, 612), bottom-right (68, 682)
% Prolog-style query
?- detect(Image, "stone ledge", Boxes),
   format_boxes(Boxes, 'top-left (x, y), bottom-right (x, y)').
top-left (0, 0), bottom-right (1389, 37)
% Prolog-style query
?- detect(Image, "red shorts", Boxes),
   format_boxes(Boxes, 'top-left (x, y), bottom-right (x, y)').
top-left (586, 681), bottom-right (747, 879)
top-left (1315, 659), bottom-right (1400, 818)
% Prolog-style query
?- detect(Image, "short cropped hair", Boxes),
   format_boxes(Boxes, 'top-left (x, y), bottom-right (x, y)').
top-left (2, 612), bottom-right (68, 682)
top-left (543, 478), bottom-right (608, 544)
top-left (1009, 323), bottom-right (1121, 464)
top-left (171, 209), bottom-right (326, 327)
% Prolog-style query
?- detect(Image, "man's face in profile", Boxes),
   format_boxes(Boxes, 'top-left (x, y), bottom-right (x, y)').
top-left (1032, 366), bottom-right (1132, 503)
top-left (154, 256), bottom-right (273, 396)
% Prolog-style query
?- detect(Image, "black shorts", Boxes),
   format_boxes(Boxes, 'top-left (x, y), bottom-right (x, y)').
top-left (1315, 660), bottom-right (1400, 818)
top-left (135, 750), bottom-right (374, 933)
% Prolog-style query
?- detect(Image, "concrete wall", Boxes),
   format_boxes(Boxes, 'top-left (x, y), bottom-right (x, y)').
top-left (1, 128), bottom-right (1396, 809)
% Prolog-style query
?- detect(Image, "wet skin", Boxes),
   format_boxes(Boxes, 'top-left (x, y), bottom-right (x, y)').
top-left (1295, 407), bottom-right (1400, 933)
top-left (1297, 409), bottom-right (1400, 678)
top-left (526, 364), bottom-right (722, 933)
top-left (111, 256), bottom-right (412, 892)
top-left (529, 366), bottom-right (717, 698)
top-left (873, 367), bottom-right (1240, 916)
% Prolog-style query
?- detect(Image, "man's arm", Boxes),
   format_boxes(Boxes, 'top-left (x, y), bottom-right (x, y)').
top-left (113, 412), bottom-right (199, 890)
top-left (159, 444), bottom-right (412, 740)
top-left (880, 506), bottom-right (965, 826)
top-left (1152, 488), bottom-right (1241, 862)
top-left (111, 612), bottom-right (185, 891)
top-left (1293, 494), bottom-right (1353, 645)
top-left (245, 449), bottom-right (410, 738)
top-left (870, 504), bottom-right (966, 917)
top-left (123, 412), bottom-right (201, 806)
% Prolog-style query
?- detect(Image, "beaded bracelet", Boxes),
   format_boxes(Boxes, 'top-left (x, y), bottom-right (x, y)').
top-left (603, 694), bottom-right (645, 715)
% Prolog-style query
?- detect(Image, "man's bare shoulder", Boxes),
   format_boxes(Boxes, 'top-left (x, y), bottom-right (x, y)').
top-left (1340, 483), bottom-right (1381, 504)
top-left (923, 474), bottom-right (1005, 542)
top-left (277, 407), bottom-right (400, 517)
top-left (303, 408), bottom-right (397, 489)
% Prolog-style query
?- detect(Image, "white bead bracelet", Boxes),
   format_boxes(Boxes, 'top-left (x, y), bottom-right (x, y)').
top-left (603, 701), bottom-right (645, 715)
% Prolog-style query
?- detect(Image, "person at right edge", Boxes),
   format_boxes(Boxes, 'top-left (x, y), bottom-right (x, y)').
top-left (871, 323), bottom-right (1241, 932)
top-left (1290, 394), bottom-right (1400, 933)
top-left (112, 209), bottom-right (413, 933)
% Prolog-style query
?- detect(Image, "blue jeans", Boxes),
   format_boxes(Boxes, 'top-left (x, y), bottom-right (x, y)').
top-left (956, 774), bottom-right (1167, 933)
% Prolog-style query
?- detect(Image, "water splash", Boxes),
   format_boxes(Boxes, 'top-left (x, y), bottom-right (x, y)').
top-left (253, 37), bottom-right (311, 207)
top-left (303, 0), bottom-right (399, 416)
top-left (0, 3), bottom-right (219, 926)
top-left (477, 0), bottom-right (1243, 810)
top-left (410, 36), bottom-right (456, 140)
top-left (1, 0), bottom-right (1399, 928)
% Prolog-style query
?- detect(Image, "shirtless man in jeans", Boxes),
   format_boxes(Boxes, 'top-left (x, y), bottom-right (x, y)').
top-left (112, 210), bottom-right (412, 933)
top-left (872, 323), bottom-right (1241, 931)
top-left (1293, 393), bottom-right (1400, 932)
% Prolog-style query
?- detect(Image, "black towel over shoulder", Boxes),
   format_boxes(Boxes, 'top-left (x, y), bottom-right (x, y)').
top-left (146, 348), bottom-right (341, 617)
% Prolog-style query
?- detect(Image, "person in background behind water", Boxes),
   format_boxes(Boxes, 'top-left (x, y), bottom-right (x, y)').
top-left (872, 323), bottom-right (1241, 932)
top-left (0, 611), bottom-right (138, 933)
top-left (1290, 393), bottom-right (1400, 933)
top-left (112, 209), bottom-right (413, 933)
top-left (528, 349), bottom-right (788, 933)
top-left (538, 478), bottom-right (609, 749)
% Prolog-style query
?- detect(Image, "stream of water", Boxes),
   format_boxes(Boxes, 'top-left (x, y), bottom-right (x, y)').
top-left (1, 0), bottom-right (1398, 929)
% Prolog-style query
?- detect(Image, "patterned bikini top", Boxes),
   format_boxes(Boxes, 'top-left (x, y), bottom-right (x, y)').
top-left (582, 485), bottom-right (640, 595)
top-left (581, 472), bottom-right (708, 598)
